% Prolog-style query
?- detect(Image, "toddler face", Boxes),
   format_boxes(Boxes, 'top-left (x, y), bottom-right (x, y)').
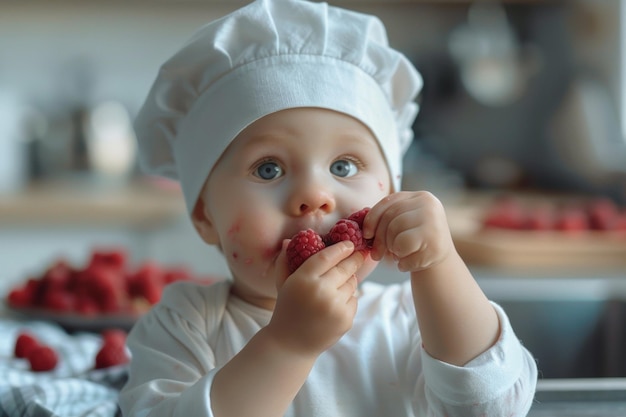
top-left (197, 108), bottom-right (391, 307)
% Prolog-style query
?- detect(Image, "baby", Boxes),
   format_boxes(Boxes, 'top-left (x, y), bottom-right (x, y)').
top-left (119, 1), bottom-right (537, 416)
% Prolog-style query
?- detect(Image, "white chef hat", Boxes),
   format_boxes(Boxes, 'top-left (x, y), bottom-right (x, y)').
top-left (134, 0), bottom-right (423, 213)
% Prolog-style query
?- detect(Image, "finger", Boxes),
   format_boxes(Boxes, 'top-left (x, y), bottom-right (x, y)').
top-left (298, 240), bottom-right (355, 278)
top-left (322, 248), bottom-right (365, 288)
top-left (366, 193), bottom-right (413, 259)
top-left (396, 251), bottom-right (432, 272)
top-left (337, 274), bottom-right (358, 299)
top-left (385, 209), bottom-right (421, 257)
top-left (362, 194), bottom-right (402, 240)
top-left (390, 226), bottom-right (425, 259)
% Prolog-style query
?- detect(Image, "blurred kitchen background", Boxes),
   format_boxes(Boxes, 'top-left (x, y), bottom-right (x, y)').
top-left (1, 0), bottom-right (626, 290)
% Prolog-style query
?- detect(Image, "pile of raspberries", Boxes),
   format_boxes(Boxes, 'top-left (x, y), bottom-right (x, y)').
top-left (286, 208), bottom-right (373, 273)
top-left (7, 249), bottom-right (216, 316)
top-left (13, 328), bottom-right (129, 372)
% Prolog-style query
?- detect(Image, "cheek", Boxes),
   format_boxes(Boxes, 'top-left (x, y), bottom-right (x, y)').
top-left (222, 216), bottom-right (280, 265)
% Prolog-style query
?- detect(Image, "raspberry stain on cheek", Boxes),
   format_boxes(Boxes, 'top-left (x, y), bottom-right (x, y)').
top-left (230, 251), bottom-right (253, 265)
top-left (225, 217), bottom-right (273, 269)
top-left (227, 220), bottom-right (251, 264)
top-left (262, 247), bottom-right (278, 260)
top-left (227, 222), bottom-right (240, 237)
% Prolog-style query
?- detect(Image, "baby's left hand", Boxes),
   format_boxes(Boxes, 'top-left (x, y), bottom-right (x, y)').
top-left (363, 191), bottom-right (455, 273)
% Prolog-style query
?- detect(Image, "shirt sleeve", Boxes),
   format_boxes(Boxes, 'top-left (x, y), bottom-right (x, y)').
top-left (416, 302), bottom-right (538, 416)
top-left (119, 282), bottom-right (230, 417)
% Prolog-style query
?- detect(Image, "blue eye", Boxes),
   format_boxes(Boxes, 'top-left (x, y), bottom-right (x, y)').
top-left (255, 161), bottom-right (283, 180)
top-left (330, 159), bottom-right (358, 178)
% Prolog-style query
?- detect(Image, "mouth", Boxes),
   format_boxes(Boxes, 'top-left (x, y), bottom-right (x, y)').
top-left (287, 218), bottom-right (336, 240)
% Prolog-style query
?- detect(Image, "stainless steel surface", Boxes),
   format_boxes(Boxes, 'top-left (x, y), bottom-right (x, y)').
top-left (479, 277), bottom-right (626, 379)
top-left (529, 379), bottom-right (626, 416)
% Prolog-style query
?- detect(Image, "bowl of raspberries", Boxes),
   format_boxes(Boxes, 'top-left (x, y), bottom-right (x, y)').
top-left (5, 248), bottom-right (219, 332)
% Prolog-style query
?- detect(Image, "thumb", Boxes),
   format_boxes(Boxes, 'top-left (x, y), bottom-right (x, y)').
top-left (274, 239), bottom-right (290, 290)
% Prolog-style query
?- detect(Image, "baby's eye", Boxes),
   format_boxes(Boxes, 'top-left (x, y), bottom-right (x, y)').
top-left (254, 161), bottom-right (283, 180)
top-left (330, 158), bottom-right (358, 178)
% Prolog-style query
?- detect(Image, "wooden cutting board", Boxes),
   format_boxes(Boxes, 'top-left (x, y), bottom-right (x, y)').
top-left (446, 193), bottom-right (626, 270)
top-left (453, 229), bottom-right (626, 269)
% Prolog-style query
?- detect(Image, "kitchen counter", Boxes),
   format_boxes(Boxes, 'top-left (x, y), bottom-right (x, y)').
top-left (0, 177), bottom-right (186, 229)
top-left (528, 379), bottom-right (626, 416)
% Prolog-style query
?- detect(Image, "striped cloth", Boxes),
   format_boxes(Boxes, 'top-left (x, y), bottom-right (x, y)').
top-left (0, 319), bottom-right (128, 417)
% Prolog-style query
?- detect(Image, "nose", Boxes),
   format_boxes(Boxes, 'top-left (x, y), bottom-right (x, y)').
top-left (287, 177), bottom-right (336, 216)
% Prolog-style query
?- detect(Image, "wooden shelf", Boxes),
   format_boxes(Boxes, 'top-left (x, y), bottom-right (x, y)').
top-left (0, 178), bottom-right (186, 229)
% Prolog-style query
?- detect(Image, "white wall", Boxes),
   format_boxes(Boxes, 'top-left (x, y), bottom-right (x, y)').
top-left (0, 2), bottom-right (453, 115)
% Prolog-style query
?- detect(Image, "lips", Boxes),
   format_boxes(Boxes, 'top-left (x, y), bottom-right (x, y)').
top-left (287, 218), bottom-right (337, 240)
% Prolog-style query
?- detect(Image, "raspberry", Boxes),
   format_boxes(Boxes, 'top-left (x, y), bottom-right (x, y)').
top-left (482, 197), bottom-right (526, 230)
top-left (617, 214), bottom-right (626, 231)
top-left (95, 342), bottom-right (130, 369)
top-left (286, 229), bottom-right (326, 273)
top-left (524, 206), bottom-right (555, 230)
top-left (102, 328), bottom-right (127, 348)
top-left (347, 207), bottom-right (370, 229)
top-left (325, 219), bottom-right (368, 250)
top-left (42, 289), bottom-right (75, 312)
top-left (7, 287), bottom-right (33, 308)
top-left (127, 262), bottom-right (164, 305)
top-left (75, 298), bottom-right (100, 316)
top-left (40, 260), bottom-right (73, 293)
top-left (163, 267), bottom-right (192, 285)
top-left (347, 208), bottom-right (373, 249)
top-left (28, 345), bottom-right (59, 372)
top-left (89, 249), bottom-right (128, 271)
top-left (14, 332), bottom-right (40, 359)
top-left (588, 198), bottom-right (620, 230)
top-left (87, 267), bottom-right (127, 313)
top-left (555, 207), bottom-right (589, 232)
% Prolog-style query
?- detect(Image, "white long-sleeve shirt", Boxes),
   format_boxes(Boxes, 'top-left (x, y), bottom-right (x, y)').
top-left (119, 279), bottom-right (537, 416)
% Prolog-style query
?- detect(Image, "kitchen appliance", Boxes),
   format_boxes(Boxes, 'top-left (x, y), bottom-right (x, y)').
top-left (411, 2), bottom-right (626, 203)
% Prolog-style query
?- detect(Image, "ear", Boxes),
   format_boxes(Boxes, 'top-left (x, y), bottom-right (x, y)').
top-left (191, 197), bottom-right (220, 245)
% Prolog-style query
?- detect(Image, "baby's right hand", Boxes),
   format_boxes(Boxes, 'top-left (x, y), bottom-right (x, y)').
top-left (266, 241), bottom-right (363, 356)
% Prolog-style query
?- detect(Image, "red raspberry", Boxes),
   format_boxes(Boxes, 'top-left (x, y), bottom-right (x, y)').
top-left (616, 213), bottom-right (626, 231)
top-left (28, 345), bottom-right (59, 372)
top-left (14, 332), bottom-right (40, 359)
top-left (286, 229), bottom-right (326, 274)
top-left (7, 287), bottom-right (34, 308)
top-left (347, 207), bottom-right (370, 229)
top-left (127, 262), bottom-right (164, 305)
top-left (524, 206), bottom-right (556, 230)
top-left (42, 289), bottom-right (75, 312)
top-left (101, 328), bottom-right (127, 348)
top-left (95, 342), bottom-right (130, 369)
top-left (75, 298), bottom-right (100, 316)
top-left (482, 197), bottom-right (526, 230)
top-left (588, 198), bottom-right (620, 230)
top-left (555, 207), bottom-right (590, 232)
top-left (163, 267), bottom-right (192, 285)
top-left (347, 208), bottom-right (373, 248)
top-left (89, 249), bottom-right (128, 271)
top-left (87, 267), bottom-right (128, 313)
top-left (325, 219), bottom-right (368, 250)
top-left (40, 260), bottom-right (73, 293)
